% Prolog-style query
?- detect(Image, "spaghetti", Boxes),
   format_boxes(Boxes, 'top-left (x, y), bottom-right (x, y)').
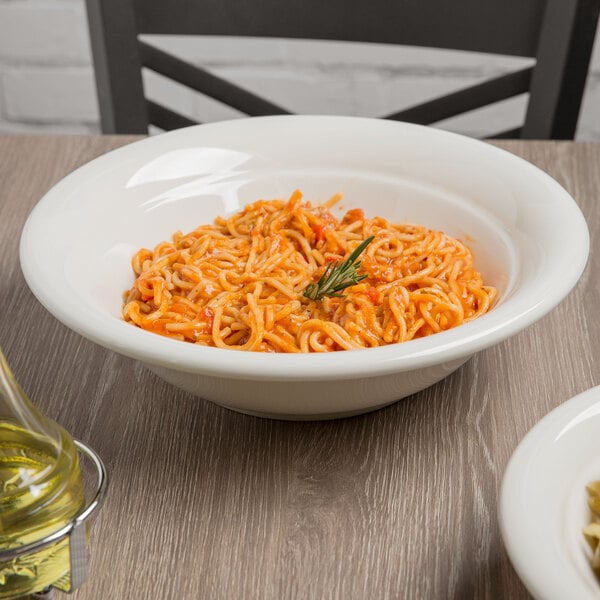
top-left (122, 190), bottom-right (497, 352)
top-left (584, 480), bottom-right (600, 576)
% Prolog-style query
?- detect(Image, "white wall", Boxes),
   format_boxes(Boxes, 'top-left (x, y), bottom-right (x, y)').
top-left (0, 0), bottom-right (598, 139)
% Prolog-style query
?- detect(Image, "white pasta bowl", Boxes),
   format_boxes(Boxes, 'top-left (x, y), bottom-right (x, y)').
top-left (19, 116), bottom-right (589, 419)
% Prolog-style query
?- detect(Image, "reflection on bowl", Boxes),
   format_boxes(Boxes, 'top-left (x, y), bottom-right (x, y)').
top-left (19, 116), bottom-right (589, 419)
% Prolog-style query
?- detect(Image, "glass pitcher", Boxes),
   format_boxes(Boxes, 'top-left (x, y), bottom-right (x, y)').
top-left (0, 347), bottom-right (96, 599)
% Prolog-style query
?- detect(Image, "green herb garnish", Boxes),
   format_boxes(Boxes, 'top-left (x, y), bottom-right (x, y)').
top-left (303, 236), bottom-right (374, 301)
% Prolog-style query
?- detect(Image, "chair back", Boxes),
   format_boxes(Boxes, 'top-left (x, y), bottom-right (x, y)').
top-left (86, 0), bottom-right (600, 138)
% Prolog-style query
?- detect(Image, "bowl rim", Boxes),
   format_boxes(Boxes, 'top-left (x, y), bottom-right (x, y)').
top-left (19, 115), bottom-right (590, 380)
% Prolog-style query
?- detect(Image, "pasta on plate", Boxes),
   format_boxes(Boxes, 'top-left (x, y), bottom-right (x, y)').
top-left (122, 190), bottom-right (497, 352)
top-left (584, 481), bottom-right (600, 576)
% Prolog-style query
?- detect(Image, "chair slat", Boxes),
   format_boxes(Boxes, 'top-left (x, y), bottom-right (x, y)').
top-left (132, 0), bottom-right (547, 58)
top-left (522, 0), bottom-right (600, 139)
top-left (86, 0), bottom-right (147, 133)
top-left (146, 100), bottom-right (198, 130)
top-left (384, 67), bottom-right (533, 124)
top-left (488, 127), bottom-right (523, 139)
top-left (140, 41), bottom-right (291, 116)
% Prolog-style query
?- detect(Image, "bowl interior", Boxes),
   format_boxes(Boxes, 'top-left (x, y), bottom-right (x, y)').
top-left (68, 168), bottom-right (517, 320)
top-left (20, 116), bottom-right (588, 378)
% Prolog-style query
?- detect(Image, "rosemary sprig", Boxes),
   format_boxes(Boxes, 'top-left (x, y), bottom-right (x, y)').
top-left (303, 236), bottom-right (374, 301)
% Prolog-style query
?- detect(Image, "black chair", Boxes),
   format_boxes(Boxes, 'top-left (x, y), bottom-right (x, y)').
top-left (85, 0), bottom-right (600, 138)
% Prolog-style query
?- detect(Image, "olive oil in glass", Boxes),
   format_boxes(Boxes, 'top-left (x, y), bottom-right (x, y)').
top-left (0, 349), bottom-right (85, 599)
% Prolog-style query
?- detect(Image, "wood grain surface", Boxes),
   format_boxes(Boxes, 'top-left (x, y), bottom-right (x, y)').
top-left (1, 136), bottom-right (599, 600)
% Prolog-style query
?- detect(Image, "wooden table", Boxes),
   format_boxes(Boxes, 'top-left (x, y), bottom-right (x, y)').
top-left (1, 136), bottom-right (599, 599)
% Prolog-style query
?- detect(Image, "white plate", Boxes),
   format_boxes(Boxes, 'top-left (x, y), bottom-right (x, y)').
top-left (500, 386), bottom-right (600, 599)
top-left (19, 116), bottom-right (590, 418)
